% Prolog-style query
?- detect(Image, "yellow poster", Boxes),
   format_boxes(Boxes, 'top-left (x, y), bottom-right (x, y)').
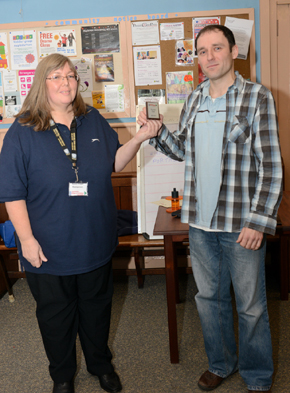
top-left (92, 91), bottom-right (105, 109)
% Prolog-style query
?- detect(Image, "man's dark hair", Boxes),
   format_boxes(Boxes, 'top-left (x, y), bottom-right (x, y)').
top-left (195, 24), bottom-right (236, 52)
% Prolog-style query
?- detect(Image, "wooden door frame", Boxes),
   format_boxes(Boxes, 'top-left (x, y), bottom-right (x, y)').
top-left (260, 0), bottom-right (290, 102)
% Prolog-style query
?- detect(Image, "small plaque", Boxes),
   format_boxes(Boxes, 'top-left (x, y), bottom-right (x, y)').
top-left (146, 101), bottom-right (160, 120)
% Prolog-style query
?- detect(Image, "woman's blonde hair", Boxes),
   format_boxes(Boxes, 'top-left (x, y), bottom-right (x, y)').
top-left (16, 53), bottom-right (88, 131)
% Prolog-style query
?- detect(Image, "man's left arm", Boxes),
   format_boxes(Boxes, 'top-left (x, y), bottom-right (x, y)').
top-left (242, 88), bottom-right (283, 245)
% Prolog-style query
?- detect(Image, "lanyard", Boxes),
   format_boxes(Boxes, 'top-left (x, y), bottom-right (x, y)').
top-left (50, 118), bottom-right (79, 182)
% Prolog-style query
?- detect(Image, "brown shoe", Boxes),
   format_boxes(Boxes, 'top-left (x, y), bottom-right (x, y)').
top-left (198, 370), bottom-right (224, 391)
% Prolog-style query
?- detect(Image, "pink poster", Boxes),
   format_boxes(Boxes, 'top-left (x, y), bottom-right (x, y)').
top-left (18, 70), bottom-right (35, 103)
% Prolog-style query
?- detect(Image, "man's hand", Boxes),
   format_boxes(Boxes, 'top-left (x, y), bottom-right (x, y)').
top-left (236, 227), bottom-right (263, 250)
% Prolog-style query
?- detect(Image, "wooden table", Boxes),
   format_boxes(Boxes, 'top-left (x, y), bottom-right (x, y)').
top-left (153, 191), bottom-right (290, 364)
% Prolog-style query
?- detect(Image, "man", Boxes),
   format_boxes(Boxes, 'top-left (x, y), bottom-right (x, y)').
top-left (138, 25), bottom-right (282, 393)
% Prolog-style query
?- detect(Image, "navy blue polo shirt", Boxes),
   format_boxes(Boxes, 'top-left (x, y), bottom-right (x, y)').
top-left (0, 107), bottom-right (121, 275)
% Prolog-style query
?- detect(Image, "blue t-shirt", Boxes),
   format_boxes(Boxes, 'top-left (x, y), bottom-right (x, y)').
top-left (0, 107), bottom-right (121, 275)
top-left (193, 88), bottom-right (226, 229)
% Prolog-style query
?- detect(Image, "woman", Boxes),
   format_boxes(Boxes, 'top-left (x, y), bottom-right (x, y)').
top-left (0, 54), bottom-right (162, 393)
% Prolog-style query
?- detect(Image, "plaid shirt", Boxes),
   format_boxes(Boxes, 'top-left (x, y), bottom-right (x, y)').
top-left (149, 72), bottom-right (283, 235)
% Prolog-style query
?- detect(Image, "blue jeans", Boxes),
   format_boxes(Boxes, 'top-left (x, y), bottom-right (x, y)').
top-left (189, 227), bottom-right (273, 391)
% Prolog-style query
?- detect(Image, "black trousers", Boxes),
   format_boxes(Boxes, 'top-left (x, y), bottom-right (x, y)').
top-left (26, 261), bottom-right (114, 383)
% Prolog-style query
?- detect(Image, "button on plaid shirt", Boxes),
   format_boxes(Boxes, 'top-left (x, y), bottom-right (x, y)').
top-left (149, 72), bottom-right (283, 235)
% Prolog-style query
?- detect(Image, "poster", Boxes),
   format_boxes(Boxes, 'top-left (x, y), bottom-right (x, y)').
top-left (72, 58), bottom-right (93, 98)
top-left (9, 30), bottom-right (38, 70)
top-left (131, 21), bottom-right (159, 45)
top-left (81, 25), bottom-right (120, 54)
top-left (38, 30), bottom-right (77, 57)
top-left (92, 91), bottom-right (105, 109)
top-left (192, 17), bottom-right (220, 56)
top-left (18, 70), bottom-right (35, 104)
top-left (133, 46), bottom-right (162, 86)
top-left (166, 71), bottom-right (193, 104)
top-left (0, 33), bottom-right (9, 70)
top-left (94, 54), bottom-right (114, 82)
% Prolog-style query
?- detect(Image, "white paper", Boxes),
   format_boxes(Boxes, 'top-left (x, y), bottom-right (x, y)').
top-left (72, 58), bottom-right (93, 98)
top-left (3, 70), bottom-right (17, 92)
top-left (105, 84), bottom-right (124, 112)
top-left (160, 22), bottom-right (184, 40)
top-left (225, 17), bottom-right (253, 60)
top-left (133, 46), bottom-right (162, 86)
top-left (131, 21), bottom-right (159, 46)
top-left (9, 30), bottom-right (38, 70)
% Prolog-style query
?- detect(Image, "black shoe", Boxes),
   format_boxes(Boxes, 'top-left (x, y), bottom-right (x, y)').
top-left (98, 371), bottom-right (122, 393)
top-left (52, 381), bottom-right (75, 393)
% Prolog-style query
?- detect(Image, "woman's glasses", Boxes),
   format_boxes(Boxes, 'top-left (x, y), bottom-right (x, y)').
top-left (46, 74), bottom-right (79, 83)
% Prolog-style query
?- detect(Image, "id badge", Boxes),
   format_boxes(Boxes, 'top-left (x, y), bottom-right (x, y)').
top-left (69, 182), bottom-right (88, 196)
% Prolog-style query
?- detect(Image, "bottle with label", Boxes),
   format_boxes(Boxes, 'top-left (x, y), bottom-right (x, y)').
top-left (166, 188), bottom-right (182, 213)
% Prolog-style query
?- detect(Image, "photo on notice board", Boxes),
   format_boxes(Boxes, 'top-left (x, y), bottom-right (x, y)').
top-left (81, 25), bottom-right (120, 54)
top-left (176, 40), bottom-right (194, 65)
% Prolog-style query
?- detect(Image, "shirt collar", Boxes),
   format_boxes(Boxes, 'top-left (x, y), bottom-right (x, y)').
top-left (199, 70), bottom-right (244, 103)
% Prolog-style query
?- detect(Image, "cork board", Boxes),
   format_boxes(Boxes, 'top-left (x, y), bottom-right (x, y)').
top-left (130, 11), bottom-right (254, 107)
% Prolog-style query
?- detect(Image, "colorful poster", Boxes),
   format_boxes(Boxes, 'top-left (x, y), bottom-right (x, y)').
top-left (38, 30), bottom-right (77, 58)
top-left (9, 30), bottom-right (38, 70)
top-left (94, 54), bottom-right (114, 82)
top-left (166, 71), bottom-right (193, 104)
top-left (18, 70), bottom-right (35, 103)
top-left (72, 58), bottom-right (93, 98)
top-left (0, 33), bottom-right (9, 70)
top-left (92, 91), bottom-right (105, 109)
top-left (192, 17), bottom-right (220, 56)
top-left (81, 25), bottom-right (120, 54)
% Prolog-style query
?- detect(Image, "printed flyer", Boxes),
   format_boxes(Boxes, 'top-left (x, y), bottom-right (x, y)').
top-left (38, 30), bottom-right (77, 57)
top-left (9, 30), bottom-right (38, 70)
